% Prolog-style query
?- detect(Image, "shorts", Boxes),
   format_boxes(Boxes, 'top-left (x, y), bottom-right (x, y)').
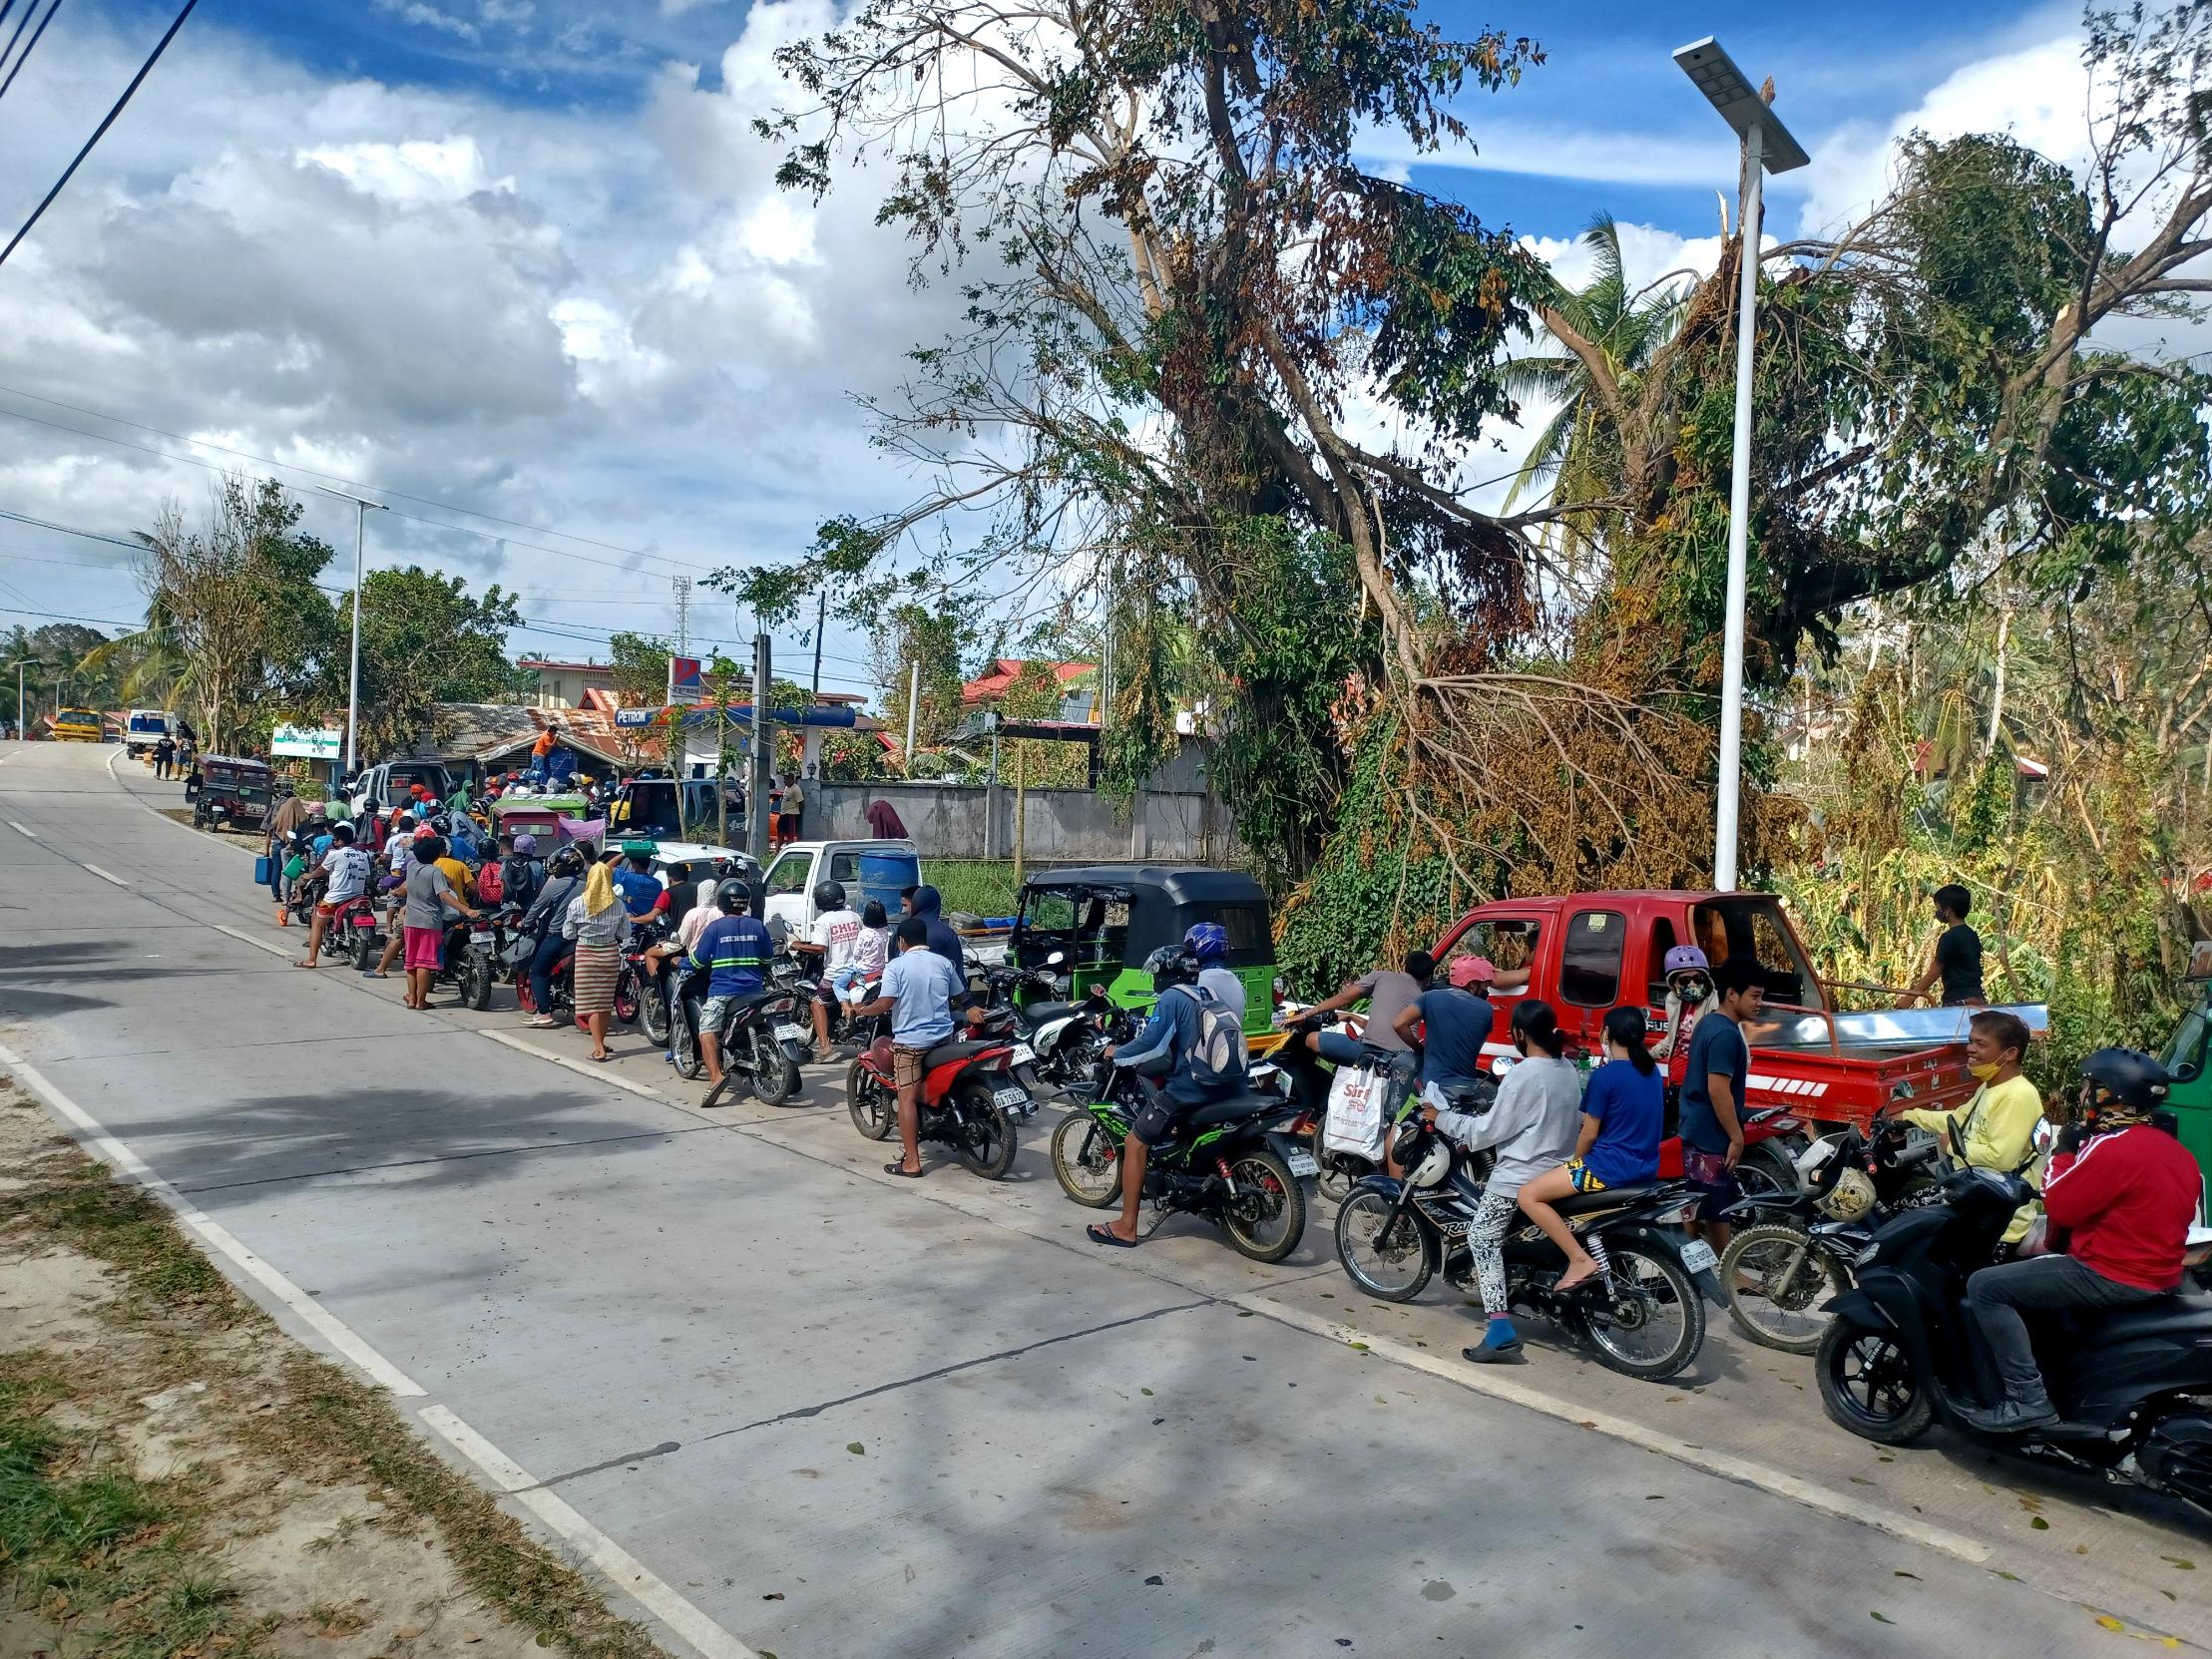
top-left (817, 964), bottom-right (865, 1005)
top-left (402, 926), bottom-right (445, 971)
top-left (700, 994), bottom-right (741, 1039)
top-left (893, 1042), bottom-right (931, 1089)
top-left (1564, 1158), bottom-right (1607, 1194)
top-left (1681, 1146), bottom-right (1741, 1218)
top-left (1127, 1076), bottom-right (1195, 1147)
top-left (776, 812), bottom-right (800, 837)
top-left (316, 895), bottom-right (362, 918)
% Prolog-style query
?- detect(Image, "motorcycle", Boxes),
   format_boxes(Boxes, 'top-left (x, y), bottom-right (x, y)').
top-left (845, 1020), bottom-right (1025, 1179)
top-left (1717, 1119), bottom-right (1946, 1354)
top-left (1048, 1057), bottom-right (1315, 1263)
top-left (977, 952), bottom-right (1103, 1098)
top-left (1817, 1136), bottom-right (2212, 1519)
top-left (1268, 1016), bottom-right (1439, 1202)
top-left (1334, 1117), bottom-right (1722, 1382)
top-left (670, 966), bottom-right (807, 1106)
top-left (439, 910), bottom-right (499, 1011)
top-left (504, 907), bottom-right (575, 1024)
top-left (616, 917), bottom-right (672, 1045)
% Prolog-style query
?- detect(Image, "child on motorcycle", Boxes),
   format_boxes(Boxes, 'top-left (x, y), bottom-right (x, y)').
top-left (1515, 1005), bottom-right (1664, 1292)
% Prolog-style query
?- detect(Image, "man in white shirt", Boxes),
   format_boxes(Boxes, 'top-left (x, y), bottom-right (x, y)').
top-left (795, 879), bottom-right (865, 1051)
top-left (296, 823), bottom-right (372, 969)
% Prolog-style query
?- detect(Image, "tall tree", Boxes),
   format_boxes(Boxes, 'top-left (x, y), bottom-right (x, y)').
top-left (339, 568), bottom-right (528, 758)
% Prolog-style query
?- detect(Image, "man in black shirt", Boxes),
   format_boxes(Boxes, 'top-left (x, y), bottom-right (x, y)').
top-left (1903, 883), bottom-right (1986, 1008)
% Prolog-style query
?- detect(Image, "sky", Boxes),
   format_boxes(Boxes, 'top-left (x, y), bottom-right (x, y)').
top-left (0, 0), bottom-right (2108, 707)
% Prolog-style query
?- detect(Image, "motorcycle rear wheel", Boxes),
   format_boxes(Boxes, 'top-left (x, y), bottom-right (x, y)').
top-left (353, 928), bottom-right (378, 972)
top-left (1576, 1242), bottom-right (1705, 1382)
top-left (672, 1003), bottom-right (704, 1080)
top-left (1050, 1113), bottom-right (1120, 1208)
top-left (847, 1058), bottom-right (894, 1140)
top-left (951, 1082), bottom-right (1017, 1179)
top-left (1723, 1222), bottom-right (1848, 1355)
top-left (1334, 1188), bottom-right (1433, 1301)
top-left (753, 1029), bottom-right (801, 1106)
top-left (1816, 1320), bottom-right (1933, 1445)
top-left (640, 981), bottom-right (670, 1046)
top-left (1221, 1149), bottom-right (1304, 1264)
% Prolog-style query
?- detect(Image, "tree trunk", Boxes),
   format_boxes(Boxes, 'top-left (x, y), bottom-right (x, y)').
top-left (1984, 606), bottom-right (2010, 755)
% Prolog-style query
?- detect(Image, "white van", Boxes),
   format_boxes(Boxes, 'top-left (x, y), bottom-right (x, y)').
top-left (124, 708), bottom-right (173, 757)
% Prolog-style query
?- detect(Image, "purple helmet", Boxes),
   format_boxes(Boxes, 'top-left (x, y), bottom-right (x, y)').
top-left (513, 833), bottom-right (538, 855)
top-left (1663, 945), bottom-right (1710, 978)
top-left (1183, 922), bottom-right (1229, 963)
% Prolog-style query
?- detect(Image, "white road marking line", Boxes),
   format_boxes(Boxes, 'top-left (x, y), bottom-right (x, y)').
top-left (1230, 1293), bottom-right (1992, 1564)
top-left (8, 819), bottom-right (36, 838)
top-left (81, 863), bottom-right (128, 887)
top-left (215, 923), bottom-right (295, 960)
top-left (419, 1406), bottom-right (763, 1659)
top-left (479, 1029), bottom-right (684, 1106)
top-left (0, 1039), bottom-right (425, 1398)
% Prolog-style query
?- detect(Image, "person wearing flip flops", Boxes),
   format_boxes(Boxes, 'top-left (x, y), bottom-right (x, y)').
top-left (849, 916), bottom-right (977, 1177)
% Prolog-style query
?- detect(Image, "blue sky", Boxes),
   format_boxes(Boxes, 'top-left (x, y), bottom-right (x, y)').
top-left (0, 0), bottom-right (2092, 688)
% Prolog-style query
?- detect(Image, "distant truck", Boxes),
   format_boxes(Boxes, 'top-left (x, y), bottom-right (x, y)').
top-left (124, 708), bottom-right (174, 756)
top-left (49, 706), bottom-right (105, 743)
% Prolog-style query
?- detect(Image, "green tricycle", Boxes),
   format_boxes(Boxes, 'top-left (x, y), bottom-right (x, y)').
top-left (2157, 942), bottom-right (2212, 1216)
top-left (1007, 864), bottom-right (1280, 1042)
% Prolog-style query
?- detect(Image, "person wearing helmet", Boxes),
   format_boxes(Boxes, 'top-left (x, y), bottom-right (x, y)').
top-left (1652, 944), bottom-right (1712, 1060)
top-left (1181, 922), bottom-right (1246, 1023)
top-left (516, 845), bottom-right (591, 1026)
top-left (1419, 999), bottom-right (1581, 1364)
top-left (795, 879), bottom-right (865, 1052)
top-left (613, 842), bottom-right (663, 920)
top-left (500, 832), bottom-right (547, 916)
top-left (1892, 1010), bottom-right (2042, 1246)
top-left (1962, 1048), bottom-right (2201, 1433)
top-left (1088, 943), bottom-right (1248, 1249)
top-left (676, 880), bottom-right (774, 1089)
top-left (1305, 948), bottom-right (1433, 1060)
top-left (1516, 1005), bottom-right (1665, 1292)
top-left (1390, 954), bottom-right (1497, 1104)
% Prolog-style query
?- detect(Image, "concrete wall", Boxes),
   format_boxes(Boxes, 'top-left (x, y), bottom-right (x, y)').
top-left (812, 781), bottom-right (1238, 864)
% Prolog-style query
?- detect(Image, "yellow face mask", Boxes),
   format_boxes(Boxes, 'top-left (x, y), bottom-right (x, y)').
top-left (1968, 1060), bottom-right (2003, 1082)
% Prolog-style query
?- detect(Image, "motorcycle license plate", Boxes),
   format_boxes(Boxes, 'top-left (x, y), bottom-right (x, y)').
top-left (992, 1086), bottom-right (1030, 1110)
top-left (772, 1023), bottom-right (805, 1042)
top-left (1679, 1239), bottom-right (1719, 1274)
top-left (1285, 1149), bottom-right (1320, 1177)
top-left (1010, 1042), bottom-right (1036, 1064)
top-left (471, 931), bottom-right (495, 945)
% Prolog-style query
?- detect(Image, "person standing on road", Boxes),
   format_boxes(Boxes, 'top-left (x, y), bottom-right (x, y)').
top-left (778, 773), bottom-right (804, 848)
top-left (850, 916), bottom-right (971, 1178)
top-left (564, 859), bottom-right (631, 1061)
top-left (152, 732), bottom-right (176, 779)
top-left (264, 789), bottom-right (312, 926)
top-left (295, 823), bottom-right (370, 970)
top-left (1903, 883), bottom-right (1987, 1008)
top-left (402, 835), bottom-right (477, 1012)
top-left (1678, 955), bottom-right (1765, 1255)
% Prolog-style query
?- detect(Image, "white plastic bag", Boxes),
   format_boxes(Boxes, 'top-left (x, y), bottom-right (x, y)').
top-left (1322, 1062), bottom-right (1388, 1161)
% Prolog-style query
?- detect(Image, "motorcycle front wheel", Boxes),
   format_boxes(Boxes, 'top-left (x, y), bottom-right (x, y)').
top-left (1576, 1241), bottom-right (1705, 1382)
top-left (1221, 1148), bottom-right (1305, 1264)
top-left (752, 1029), bottom-right (801, 1106)
top-left (1050, 1113), bottom-right (1120, 1207)
top-left (846, 1057), bottom-right (894, 1140)
top-left (672, 1003), bottom-right (704, 1080)
top-left (951, 1082), bottom-right (1017, 1179)
top-left (353, 927), bottom-right (378, 972)
top-left (1723, 1222), bottom-right (1849, 1355)
top-left (1816, 1321), bottom-right (1933, 1445)
top-left (640, 981), bottom-right (670, 1046)
top-left (463, 950), bottom-right (493, 1012)
top-left (1334, 1188), bottom-right (1433, 1301)
top-left (613, 970), bottom-right (640, 1025)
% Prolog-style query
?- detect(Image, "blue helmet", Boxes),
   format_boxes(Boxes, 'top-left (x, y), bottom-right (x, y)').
top-left (1183, 922), bottom-right (1229, 963)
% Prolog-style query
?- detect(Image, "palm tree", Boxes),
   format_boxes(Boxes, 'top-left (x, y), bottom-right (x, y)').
top-left (1499, 216), bottom-right (1691, 529)
top-left (77, 593), bottom-right (191, 708)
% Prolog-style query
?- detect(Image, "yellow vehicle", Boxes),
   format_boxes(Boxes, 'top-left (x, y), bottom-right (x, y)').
top-left (49, 706), bottom-right (104, 742)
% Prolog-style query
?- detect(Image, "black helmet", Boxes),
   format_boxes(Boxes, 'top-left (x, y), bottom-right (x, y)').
top-left (2080, 1047), bottom-right (2169, 1113)
top-left (812, 879), bottom-right (846, 911)
top-left (714, 877), bottom-right (749, 915)
top-left (1142, 944), bottom-right (1198, 993)
top-left (550, 846), bottom-right (586, 878)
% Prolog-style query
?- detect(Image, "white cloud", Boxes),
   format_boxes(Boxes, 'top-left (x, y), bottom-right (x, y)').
top-left (375, 0), bottom-right (480, 42)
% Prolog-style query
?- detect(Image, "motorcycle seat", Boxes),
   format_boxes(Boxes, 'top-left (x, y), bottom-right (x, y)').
top-left (1022, 1001), bottom-right (1085, 1026)
top-left (922, 1037), bottom-right (1003, 1068)
top-left (2082, 1292), bottom-right (2212, 1345)
top-left (1183, 1092), bottom-right (1283, 1129)
top-left (1552, 1180), bottom-right (1667, 1217)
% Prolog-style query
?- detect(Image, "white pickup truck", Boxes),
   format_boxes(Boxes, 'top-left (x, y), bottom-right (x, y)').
top-left (760, 839), bottom-right (923, 941)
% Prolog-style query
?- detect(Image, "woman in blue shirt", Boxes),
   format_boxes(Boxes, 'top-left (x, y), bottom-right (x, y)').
top-left (1517, 1006), bottom-right (1663, 1292)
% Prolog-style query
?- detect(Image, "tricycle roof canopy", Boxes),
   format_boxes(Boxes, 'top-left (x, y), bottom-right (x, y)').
top-left (1018, 864), bottom-right (1265, 907)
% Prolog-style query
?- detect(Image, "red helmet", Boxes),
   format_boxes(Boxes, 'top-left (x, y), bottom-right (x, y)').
top-left (1448, 955), bottom-right (1496, 990)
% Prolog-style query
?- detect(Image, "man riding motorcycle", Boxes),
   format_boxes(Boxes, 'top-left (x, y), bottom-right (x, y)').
top-left (1087, 942), bottom-right (1247, 1250)
top-left (520, 845), bottom-right (590, 1028)
top-left (1962, 1047), bottom-right (2203, 1433)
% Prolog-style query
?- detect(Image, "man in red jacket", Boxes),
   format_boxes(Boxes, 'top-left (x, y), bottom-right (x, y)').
top-left (1963, 1048), bottom-right (2202, 1433)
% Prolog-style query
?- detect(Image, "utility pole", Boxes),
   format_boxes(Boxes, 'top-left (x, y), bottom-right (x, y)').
top-left (749, 633), bottom-right (772, 864)
top-left (809, 589), bottom-right (826, 700)
top-left (317, 487), bottom-right (387, 778)
top-left (903, 660), bottom-right (920, 777)
top-left (15, 658), bottom-right (39, 740)
top-left (672, 577), bottom-right (692, 655)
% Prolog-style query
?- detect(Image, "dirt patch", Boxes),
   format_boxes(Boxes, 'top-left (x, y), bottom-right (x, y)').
top-left (0, 1088), bottom-right (670, 1659)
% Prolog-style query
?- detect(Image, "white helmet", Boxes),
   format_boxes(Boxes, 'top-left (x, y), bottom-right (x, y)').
top-left (1818, 1165), bottom-right (1879, 1223)
top-left (1404, 1135), bottom-right (1452, 1189)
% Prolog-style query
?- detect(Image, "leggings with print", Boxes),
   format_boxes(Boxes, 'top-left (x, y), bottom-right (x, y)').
top-left (1467, 1189), bottom-right (1522, 1315)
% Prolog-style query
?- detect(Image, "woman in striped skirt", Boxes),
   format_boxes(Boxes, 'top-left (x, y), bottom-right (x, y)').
top-left (563, 855), bottom-right (632, 1061)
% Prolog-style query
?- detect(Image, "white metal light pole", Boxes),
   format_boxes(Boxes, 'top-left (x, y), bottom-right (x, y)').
top-left (15, 658), bottom-right (40, 740)
top-left (1673, 38), bottom-right (1808, 890)
top-left (317, 487), bottom-right (388, 777)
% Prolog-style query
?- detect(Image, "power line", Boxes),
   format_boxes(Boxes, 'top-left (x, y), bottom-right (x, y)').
top-left (0, 0), bottom-right (35, 84)
top-left (0, 0), bottom-right (197, 272)
top-left (0, 0), bottom-right (63, 104)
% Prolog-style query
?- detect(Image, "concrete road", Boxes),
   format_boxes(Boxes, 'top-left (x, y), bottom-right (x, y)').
top-left (1, 741), bottom-right (2202, 1659)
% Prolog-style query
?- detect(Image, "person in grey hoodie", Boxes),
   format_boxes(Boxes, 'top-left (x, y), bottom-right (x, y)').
top-left (1421, 998), bottom-right (1582, 1365)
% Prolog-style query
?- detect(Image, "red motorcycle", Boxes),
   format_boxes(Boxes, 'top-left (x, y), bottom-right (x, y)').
top-left (844, 1016), bottom-right (1029, 1179)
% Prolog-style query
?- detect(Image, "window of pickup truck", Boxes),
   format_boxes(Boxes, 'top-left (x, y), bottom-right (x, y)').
top-left (1692, 897), bottom-right (1826, 1010)
top-left (1444, 918), bottom-right (1541, 995)
top-left (1560, 910), bottom-right (1626, 1006)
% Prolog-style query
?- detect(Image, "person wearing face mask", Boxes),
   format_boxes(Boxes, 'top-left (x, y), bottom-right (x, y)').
top-left (1652, 945), bottom-right (1711, 1061)
top-left (1891, 1009), bottom-right (2043, 1246)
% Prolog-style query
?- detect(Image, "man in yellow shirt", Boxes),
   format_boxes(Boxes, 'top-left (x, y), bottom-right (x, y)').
top-left (1895, 1009), bottom-right (2042, 1244)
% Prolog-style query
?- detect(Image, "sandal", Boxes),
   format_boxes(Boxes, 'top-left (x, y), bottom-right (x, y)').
top-left (884, 1160), bottom-right (926, 1178)
top-left (1087, 1224), bottom-right (1138, 1249)
top-left (589, 1052), bottom-right (613, 1062)
top-left (1554, 1266), bottom-right (1601, 1294)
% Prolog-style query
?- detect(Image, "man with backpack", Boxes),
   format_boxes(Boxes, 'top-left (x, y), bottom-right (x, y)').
top-left (1089, 939), bottom-right (1247, 1248)
top-left (497, 833), bottom-right (546, 915)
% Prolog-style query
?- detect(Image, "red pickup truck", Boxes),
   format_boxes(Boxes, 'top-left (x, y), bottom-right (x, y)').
top-left (1429, 889), bottom-right (1984, 1137)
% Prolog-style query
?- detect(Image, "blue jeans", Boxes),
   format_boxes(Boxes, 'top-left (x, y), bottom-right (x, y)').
top-left (529, 932), bottom-right (567, 1014)
top-left (1314, 1030), bottom-right (1366, 1065)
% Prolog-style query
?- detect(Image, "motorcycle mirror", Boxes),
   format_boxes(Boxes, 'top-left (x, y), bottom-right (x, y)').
top-left (2030, 1116), bottom-right (2057, 1156)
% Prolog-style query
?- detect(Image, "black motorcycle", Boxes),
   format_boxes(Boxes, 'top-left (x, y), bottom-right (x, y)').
top-left (438, 910), bottom-right (499, 1011)
top-left (1334, 1117), bottom-right (1722, 1382)
top-left (1717, 1119), bottom-right (1947, 1354)
top-left (616, 917), bottom-right (672, 1045)
top-left (670, 966), bottom-right (806, 1106)
top-left (1049, 1056), bottom-right (1315, 1263)
top-left (1816, 1157), bottom-right (2212, 1516)
top-left (1271, 1016), bottom-right (1442, 1202)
